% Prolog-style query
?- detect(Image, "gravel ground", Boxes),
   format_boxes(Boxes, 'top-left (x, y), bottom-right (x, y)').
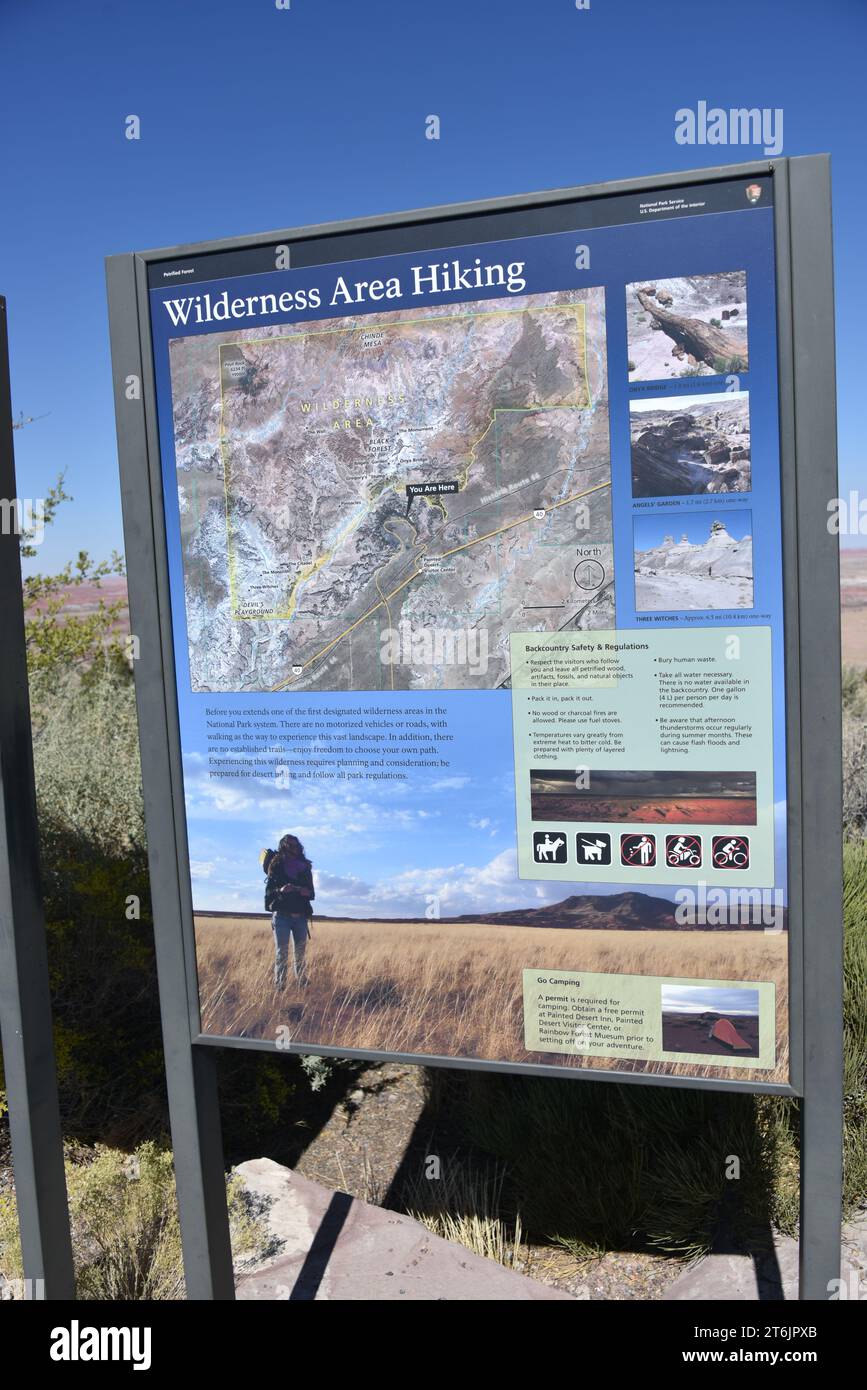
top-left (293, 1062), bottom-right (685, 1299)
top-left (295, 1062), bottom-right (427, 1202)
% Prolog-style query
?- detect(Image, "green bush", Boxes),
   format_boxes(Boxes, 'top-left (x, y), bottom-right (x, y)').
top-left (843, 668), bottom-right (867, 836)
top-left (0, 1141), bottom-right (267, 1300)
top-left (31, 668), bottom-right (146, 853)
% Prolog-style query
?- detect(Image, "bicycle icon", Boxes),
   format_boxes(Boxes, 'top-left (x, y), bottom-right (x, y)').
top-left (711, 835), bottom-right (750, 869)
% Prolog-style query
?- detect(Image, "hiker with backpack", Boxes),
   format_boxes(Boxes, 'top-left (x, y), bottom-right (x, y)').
top-left (261, 834), bottom-right (315, 989)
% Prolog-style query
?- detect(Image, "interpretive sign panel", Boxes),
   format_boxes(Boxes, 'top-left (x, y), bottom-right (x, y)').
top-left (108, 162), bottom-right (841, 1098)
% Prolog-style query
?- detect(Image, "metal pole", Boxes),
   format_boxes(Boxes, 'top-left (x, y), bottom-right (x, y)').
top-left (105, 256), bottom-right (235, 1299)
top-left (0, 295), bottom-right (75, 1300)
top-left (788, 156), bottom-right (844, 1300)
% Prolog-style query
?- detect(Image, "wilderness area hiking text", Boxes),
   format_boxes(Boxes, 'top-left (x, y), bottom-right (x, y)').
top-left (160, 257), bottom-right (528, 326)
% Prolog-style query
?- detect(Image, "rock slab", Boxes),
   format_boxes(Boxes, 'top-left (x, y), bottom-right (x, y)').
top-left (663, 1214), bottom-right (867, 1301)
top-left (234, 1158), bottom-right (573, 1301)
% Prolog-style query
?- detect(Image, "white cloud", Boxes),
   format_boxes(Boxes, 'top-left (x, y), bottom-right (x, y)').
top-left (182, 754), bottom-right (435, 852)
top-left (308, 847), bottom-right (571, 920)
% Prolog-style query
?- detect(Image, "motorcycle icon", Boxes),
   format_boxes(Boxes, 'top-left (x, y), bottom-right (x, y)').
top-left (665, 834), bottom-right (701, 868)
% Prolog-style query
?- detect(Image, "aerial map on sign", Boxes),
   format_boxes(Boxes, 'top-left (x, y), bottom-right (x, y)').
top-left (168, 287), bottom-right (613, 691)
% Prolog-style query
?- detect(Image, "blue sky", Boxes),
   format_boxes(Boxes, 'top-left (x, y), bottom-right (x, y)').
top-left (660, 985), bottom-right (759, 1016)
top-left (1, 0), bottom-right (865, 573)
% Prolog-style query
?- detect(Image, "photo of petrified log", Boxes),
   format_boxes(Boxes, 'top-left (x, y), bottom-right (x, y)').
top-left (626, 272), bottom-right (749, 381)
top-left (636, 290), bottom-right (748, 372)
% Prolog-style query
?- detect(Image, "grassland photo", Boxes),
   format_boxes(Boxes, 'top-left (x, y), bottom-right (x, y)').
top-left (194, 901), bottom-right (788, 1084)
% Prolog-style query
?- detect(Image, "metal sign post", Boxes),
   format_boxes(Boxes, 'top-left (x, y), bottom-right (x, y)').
top-left (0, 295), bottom-right (75, 1301)
top-left (105, 259), bottom-right (235, 1300)
top-left (107, 156), bottom-right (843, 1302)
top-left (785, 157), bottom-right (844, 1300)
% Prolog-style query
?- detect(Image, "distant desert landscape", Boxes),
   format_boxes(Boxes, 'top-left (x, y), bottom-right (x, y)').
top-left (842, 548), bottom-right (867, 667)
top-left (195, 913), bottom-right (788, 1083)
top-left (661, 1009), bottom-right (760, 1059)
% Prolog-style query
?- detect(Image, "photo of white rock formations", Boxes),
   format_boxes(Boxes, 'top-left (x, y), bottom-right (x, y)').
top-left (630, 391), bottom-right (751, 497)
top-left (633, 510), bottom-right (753, 612)
top-left (626, 272), bottom-right (748, 381)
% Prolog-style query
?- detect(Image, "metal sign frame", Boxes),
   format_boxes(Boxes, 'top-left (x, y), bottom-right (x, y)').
top-left (106, 156), bottom-right (842, 1300)
top-left (0, 295), bottom-right (75, 1301)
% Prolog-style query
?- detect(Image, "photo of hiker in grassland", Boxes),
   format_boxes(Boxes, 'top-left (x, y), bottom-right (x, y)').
top-left (261, 835), bottom-right (315, 989)
top-left (190, 782), bottom-right (789, 1083)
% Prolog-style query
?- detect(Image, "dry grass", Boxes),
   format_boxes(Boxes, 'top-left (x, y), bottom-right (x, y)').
top-left (401, 1158), bottom-right (526, 1268)
top-left (195, 916), bottom-right (789, 1084)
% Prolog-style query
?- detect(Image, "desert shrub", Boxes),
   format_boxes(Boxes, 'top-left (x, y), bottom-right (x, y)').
top-left (297, 1054), bottom-right (362, 1094)
top-left (842, 668), bottom-right (867, 836)
top-left (843, 665), bottom-right (867, 716)
top-left (0, 1141), bottom-right (268, 1300)
top-left (430, 1068), bottom-right (770, 1260)
top-left (26, 671), bottom-right (161, 1142)
top-left (844, 713), bottom-right (867, 837)
top-left (31, 667), bottom-right (145, 853)
top-left (842, 839), bottom-right (867, 1205)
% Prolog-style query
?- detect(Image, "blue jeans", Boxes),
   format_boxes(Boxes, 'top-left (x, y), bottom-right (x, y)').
top-left (272, 913), bottom-right (310, 988)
